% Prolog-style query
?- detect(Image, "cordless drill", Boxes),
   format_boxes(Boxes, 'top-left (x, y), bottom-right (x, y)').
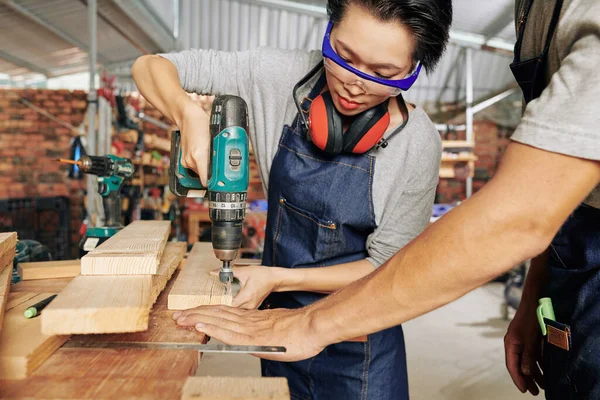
top-left (169, 95), bottom-right (249, 283)
top-left (57, 155), bottom-right (135, 253)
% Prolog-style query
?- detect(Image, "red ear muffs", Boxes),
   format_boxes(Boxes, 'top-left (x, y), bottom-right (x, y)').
top-left (307, 91), bottom-right (390, 154)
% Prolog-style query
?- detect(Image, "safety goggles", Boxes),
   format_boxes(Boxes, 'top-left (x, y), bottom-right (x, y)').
top-left (322, 21), bottom-right (422, 96)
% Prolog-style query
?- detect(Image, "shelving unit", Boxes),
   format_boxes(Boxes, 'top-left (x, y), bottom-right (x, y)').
top-left (439, 140), bottom-right (478, 180)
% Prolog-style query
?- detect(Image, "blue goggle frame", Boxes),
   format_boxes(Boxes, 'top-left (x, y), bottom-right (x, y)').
top-left (322, 21), bottom-right (422, 91)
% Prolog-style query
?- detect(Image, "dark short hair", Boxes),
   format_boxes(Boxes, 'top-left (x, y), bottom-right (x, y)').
top-left (327, 0), bottom-right (453, 73)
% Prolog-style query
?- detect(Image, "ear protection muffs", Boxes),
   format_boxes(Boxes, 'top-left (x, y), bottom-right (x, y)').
top-left (308, 91), bottom-right (390, 154)
top-left (293, 61), bottom-right (409, 155)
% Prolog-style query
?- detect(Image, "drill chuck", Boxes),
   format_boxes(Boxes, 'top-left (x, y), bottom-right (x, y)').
top-left (209, 191), bottom-right (246, 269)
top-left (79, 155), bottom-right (113, 177)
top-left (219, 261), bottom-right (234, 284)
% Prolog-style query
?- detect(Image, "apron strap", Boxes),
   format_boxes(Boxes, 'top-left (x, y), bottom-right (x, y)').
top-left (293, 61), bottom-right (327, 131)
top-left (513, 0), bottom-right (564, 64)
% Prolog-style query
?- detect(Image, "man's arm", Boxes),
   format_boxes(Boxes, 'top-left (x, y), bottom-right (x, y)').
top-left (310, 142), bottom-right (600, 344)
top-left (172, 142), bottom-right (599, 362)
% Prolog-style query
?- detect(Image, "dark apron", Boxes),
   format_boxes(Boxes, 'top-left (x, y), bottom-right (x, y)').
top-left (512, 1), bottom-right (600, 398)
top-left (260, 73), bottom-right (409, 400)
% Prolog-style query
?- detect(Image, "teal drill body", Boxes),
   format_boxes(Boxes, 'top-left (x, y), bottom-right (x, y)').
top-left (169, 95), bottom-right (250, 283)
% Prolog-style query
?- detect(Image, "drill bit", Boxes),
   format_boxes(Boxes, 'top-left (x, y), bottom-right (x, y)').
top-left (53, 158), bottom-right (82, 166)
top-left (220, 261), bottom-right (234, 296)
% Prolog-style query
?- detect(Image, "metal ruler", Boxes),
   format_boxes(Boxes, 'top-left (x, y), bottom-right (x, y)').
top-left (64, 340), bottom-right (286, 355)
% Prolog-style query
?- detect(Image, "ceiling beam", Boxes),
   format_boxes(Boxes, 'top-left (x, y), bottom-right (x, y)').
top-left (482, 3), bottom-right (515, 42)
top-left (0, 50), bottom-right (50, 77)
top-left (4, 0), bottom-right (111, 65)
top-left (109, 0), bottom-right (176, 52)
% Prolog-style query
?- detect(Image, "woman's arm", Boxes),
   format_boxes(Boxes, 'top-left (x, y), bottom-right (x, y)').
top-left (131, 55), bottom-right (198, 128)
top-left (272, 259), bottom-right (375, 294)
top-left (229, 260), bottom-right (375, 309)
top-left (131, 50), bottom-right (255, 183)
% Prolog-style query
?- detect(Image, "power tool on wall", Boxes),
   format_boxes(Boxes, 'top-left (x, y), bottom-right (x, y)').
top-left (169, 95), bottom-right (249, 284)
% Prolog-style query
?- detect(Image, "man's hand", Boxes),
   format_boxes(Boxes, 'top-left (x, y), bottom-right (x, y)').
top-left (504, 299), bottom-right (544, 396)
top-left (172, 306), bottom-right (326, 361)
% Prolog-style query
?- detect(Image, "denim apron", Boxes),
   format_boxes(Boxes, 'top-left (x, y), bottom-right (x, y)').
top-left (512, 1), bottom-right (600, 398)
top-left (260, 73), bottom-right (409, 400)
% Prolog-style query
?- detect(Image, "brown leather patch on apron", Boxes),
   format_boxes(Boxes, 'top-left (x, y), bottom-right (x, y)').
top-left (547, 325), bottom-right (570, 351)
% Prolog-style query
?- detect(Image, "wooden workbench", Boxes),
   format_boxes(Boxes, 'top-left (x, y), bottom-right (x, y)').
top-left (0, 267), bottom-right (206, 399)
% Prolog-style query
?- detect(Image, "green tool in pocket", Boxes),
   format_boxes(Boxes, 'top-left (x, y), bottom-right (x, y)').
top-left (537, 297), bottom-right (556, 336)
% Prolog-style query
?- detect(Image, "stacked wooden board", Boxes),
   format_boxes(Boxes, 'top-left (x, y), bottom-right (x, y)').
top-left (80, 221), bottom-right (171, 275)
top-left (18, 260), bottom-right (81, 281)
top-left (0, 232), bottom-right (17, 331)
top-left (0, 231), bottom-right (292, 398)
top-left (41, 221), bottom-right (186, 335)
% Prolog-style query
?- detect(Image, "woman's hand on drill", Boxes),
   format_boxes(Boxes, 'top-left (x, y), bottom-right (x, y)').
top-left (178, 98), bottom-right (212, 186)
top-left (211, 265), bottom-right (283, 309)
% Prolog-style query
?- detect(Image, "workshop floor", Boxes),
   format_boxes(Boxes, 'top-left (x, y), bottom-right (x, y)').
top-left (197, 283), bottom-right (531, 399)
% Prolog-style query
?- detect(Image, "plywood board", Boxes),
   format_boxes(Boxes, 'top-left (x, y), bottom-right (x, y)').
top-left (41, 242), bottom-right (186, 335)
top-left (181, 377), bottom-right (290, 400)
top-left (80, 220), bottom-right (171, 275)
top-left (18, 260), bottom-right (81, 281)
top-left (0, 292), bottom-right (70, 379)
top-left (168, 243), bottom-right (232, 310)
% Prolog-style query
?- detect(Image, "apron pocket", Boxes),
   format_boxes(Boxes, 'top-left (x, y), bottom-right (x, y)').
top-left (543, 319), bottom-right (574, 398)
top-left (273, 197), bottom-right (346, 267)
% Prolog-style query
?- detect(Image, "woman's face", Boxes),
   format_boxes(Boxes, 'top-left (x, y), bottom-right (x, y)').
top-left (325, 3), bottom-right (416, 116)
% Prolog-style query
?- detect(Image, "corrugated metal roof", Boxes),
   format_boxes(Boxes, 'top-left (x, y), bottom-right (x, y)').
top-left (0, 0), bottom-right (176, 79)
top-left (149, 0), bottom-right (515, 107)
top-left (1, 0), bottom-right (519, 109)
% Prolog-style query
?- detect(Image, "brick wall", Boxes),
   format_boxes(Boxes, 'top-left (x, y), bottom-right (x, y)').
top-left (0, 88), bottom-right (88, 258)
top-left (435, 120), bottom-right (514, 203)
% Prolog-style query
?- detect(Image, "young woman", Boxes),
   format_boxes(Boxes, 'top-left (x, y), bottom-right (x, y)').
top-left (132, 0), bottom-right (452, 398)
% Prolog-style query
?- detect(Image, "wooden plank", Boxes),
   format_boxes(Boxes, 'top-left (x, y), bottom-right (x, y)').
top-left (181, 377), bottom-right (290, 400)
top-left (0, 269), bottom-right (203, 398)
top-left (0, 232), bottom-right (17, 257)
top-left (41, 242), bottom-right (186, 335)
top-left (18, 260), bottom-right (81, 281)
top-left (0, 260), bottom-right (13, 331)
top-left (168, 243), bottom-right (232, 310)
top-left (9, 278), bottom-right (72, 293)
top-left (0, 349), bottom-right (198, 399)
top-left (81, 221), bottom-right (171, 275)
top-left (71, 268), bottom-right (208, 345)
top-left (6, 292), bottom-right (40, 311)
top-left (0, 293), bottom-right (70, 380)
top-left (0, 232), bottom-right (17, 275)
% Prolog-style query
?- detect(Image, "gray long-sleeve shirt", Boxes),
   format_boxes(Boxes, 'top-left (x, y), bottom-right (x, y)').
top-left (161, 47), bottom-right (442, 267)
